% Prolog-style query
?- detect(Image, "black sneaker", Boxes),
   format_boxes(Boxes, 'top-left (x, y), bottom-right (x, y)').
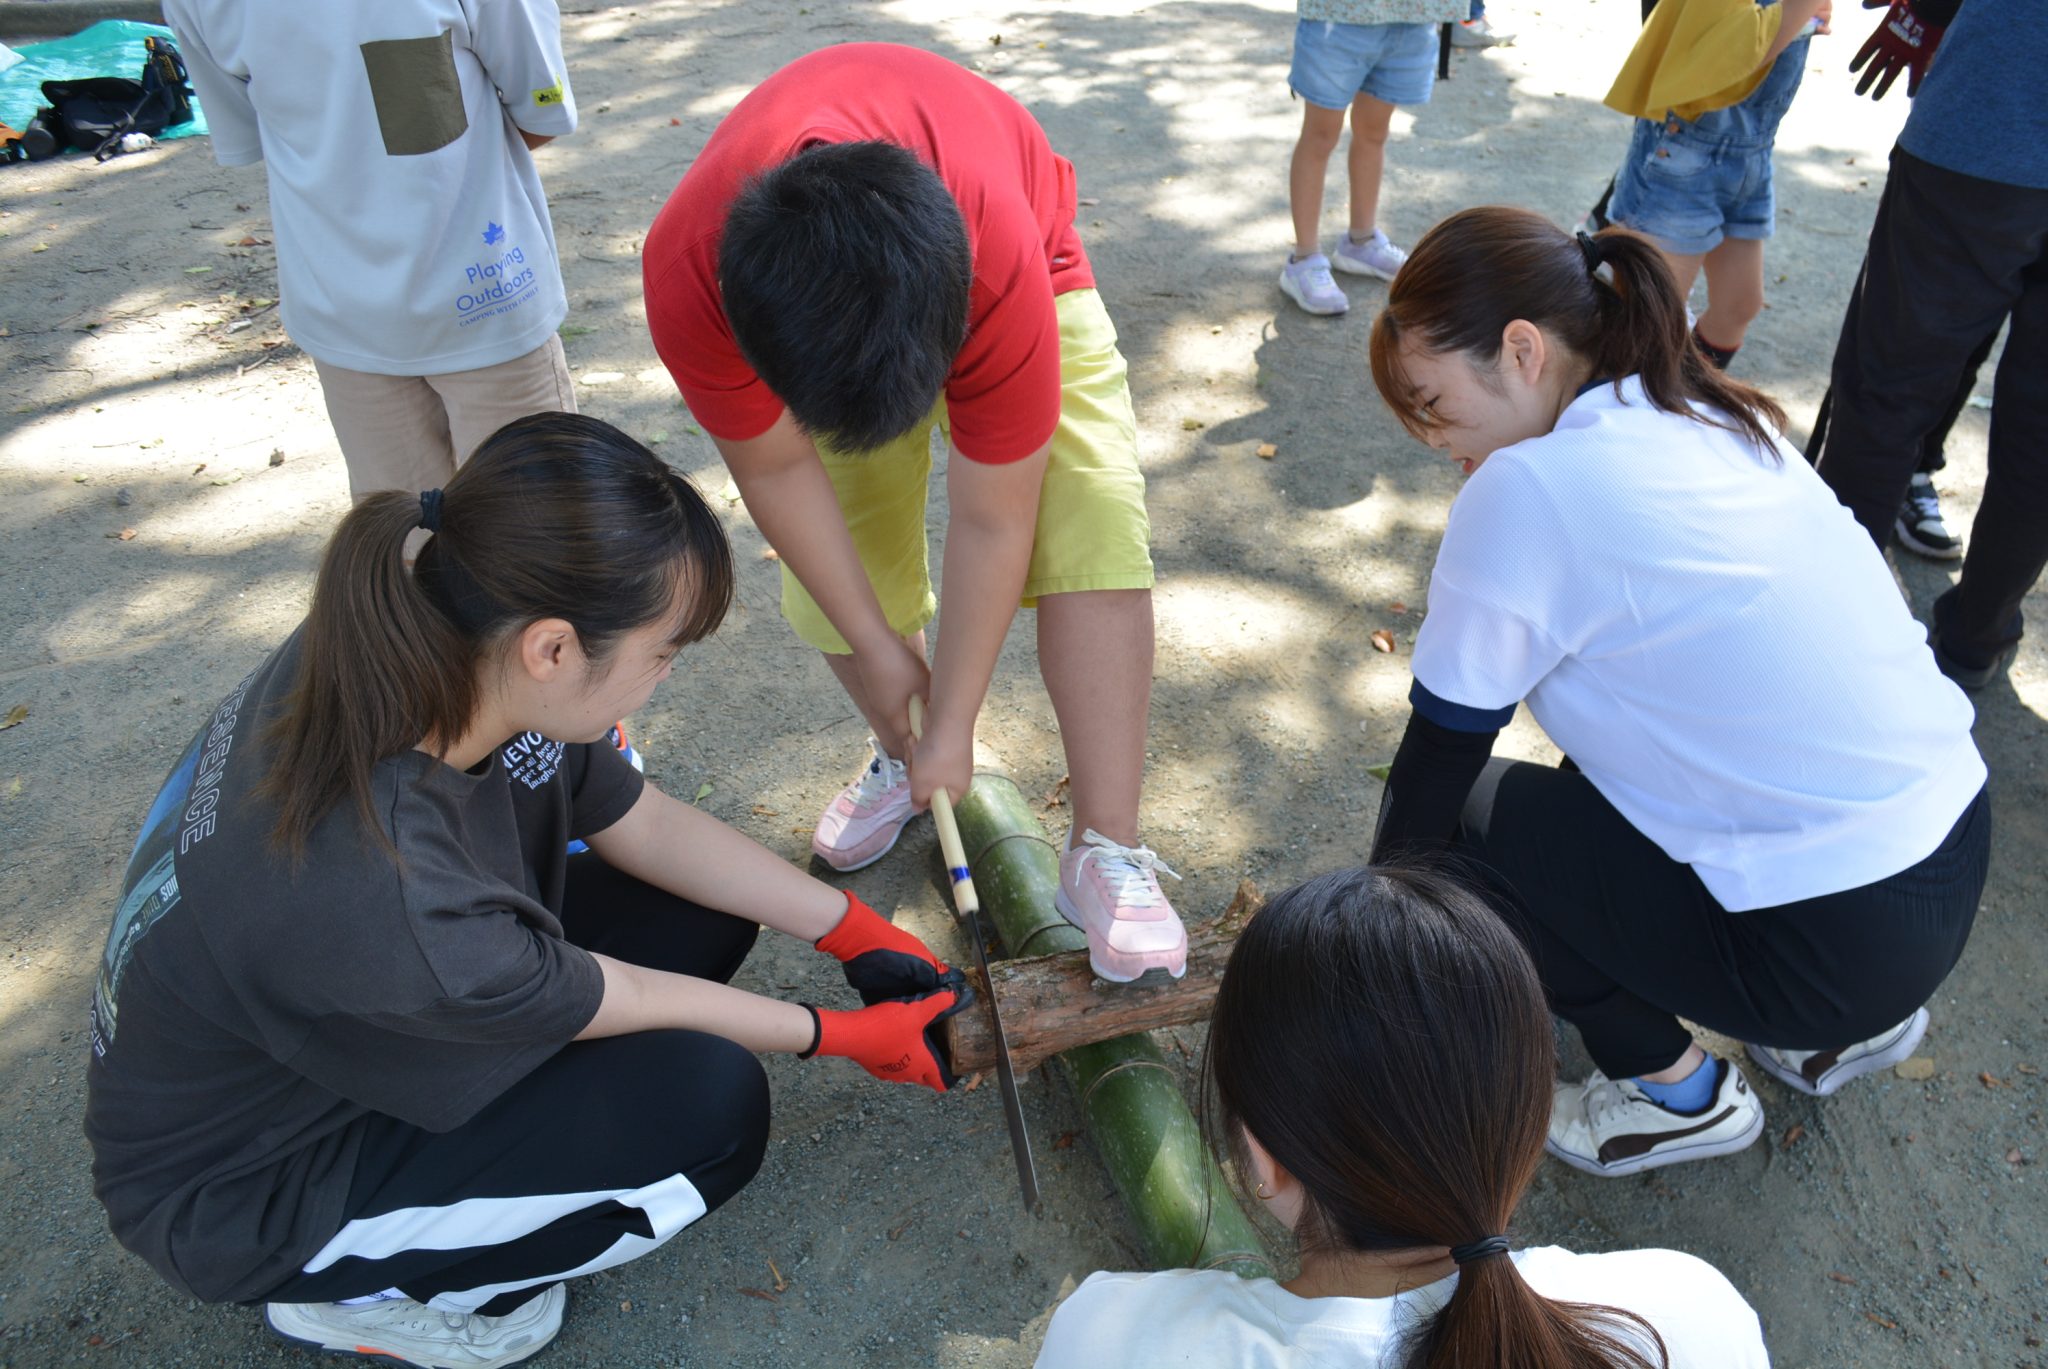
top-left (1895, 472), bottom-right (1963, 560)
top-left (1928, 590), bottom-right (2020, 692)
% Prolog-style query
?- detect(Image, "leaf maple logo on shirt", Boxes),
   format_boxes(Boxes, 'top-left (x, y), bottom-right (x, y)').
top-left (482, 222), bottom-right (506, 246)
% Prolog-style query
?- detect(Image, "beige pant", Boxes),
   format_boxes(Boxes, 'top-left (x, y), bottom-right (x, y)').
top-left (314, 335), bottom-right (577, 501)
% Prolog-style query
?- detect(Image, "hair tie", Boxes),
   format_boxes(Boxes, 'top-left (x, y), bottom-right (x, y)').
top-left (1572, 229), bottom-right (1605, 274)
top-left (1449, 1235), bottom-right (1511, 1265)
top-left (1575, 230), bottom-right (1605, 275)
top-left (417, 488), bottom-right (445, 533)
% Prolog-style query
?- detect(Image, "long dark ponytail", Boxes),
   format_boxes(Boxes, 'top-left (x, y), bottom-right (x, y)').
top-left (1208, 867), bottom-right (1667, 1369)
top-left (1369, 206), bottom-right (1786, 455)
top-left (261, 412), bottom-right (735, 856)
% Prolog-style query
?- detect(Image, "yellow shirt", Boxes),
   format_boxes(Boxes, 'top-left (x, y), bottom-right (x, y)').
top-left (1603, 0), bottom-right (1787, 122)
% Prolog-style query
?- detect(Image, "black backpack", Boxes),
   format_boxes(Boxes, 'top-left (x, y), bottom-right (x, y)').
top-left (36, 35), bottom-right (194, 161)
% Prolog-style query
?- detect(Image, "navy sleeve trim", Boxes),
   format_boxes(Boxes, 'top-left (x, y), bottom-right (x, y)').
top-left (1409, 679), bottom-right (1516, 733)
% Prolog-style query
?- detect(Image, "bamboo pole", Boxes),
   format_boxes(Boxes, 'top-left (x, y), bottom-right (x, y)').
top-left (951, 775), bottom-right (1272, 1277)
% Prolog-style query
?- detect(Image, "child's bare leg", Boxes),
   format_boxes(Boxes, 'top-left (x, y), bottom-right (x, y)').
top-left (1345, 93), bottom-right (1396, 240)
top-left (823, 630), bottom-right (926, 758)
top-left (1698, 238), bottom-right (1767, 349)
top-left (1289, 102), bottom-right (1350, 257)
top-left (1652, 246), bottom-right (1707, 304)
top-left (1036, 588), bottom-right (1153, 847)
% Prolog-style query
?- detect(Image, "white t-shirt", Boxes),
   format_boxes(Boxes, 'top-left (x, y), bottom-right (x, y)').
top-left (1035, 1247), bottom-right (1769, 1368)
top-left (163, 0), bottom-right (575, 375)
top-left (1408, 377), bottom-right (1985, 911)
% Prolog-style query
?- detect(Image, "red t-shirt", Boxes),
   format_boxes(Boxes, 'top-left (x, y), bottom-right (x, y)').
top-left (642, 44), bottom-right (1095, 465)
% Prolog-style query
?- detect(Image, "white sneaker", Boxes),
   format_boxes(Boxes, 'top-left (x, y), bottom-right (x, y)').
top-left (1894, 474), bottom-right (1964, 560)
top-left (1451, 15), bottom-right (1517, 46)
top-left (1279, 252), bottom-right (1348, 316)
top-left (811, 737), bottom-right (918, 872)
top-left (1331, 228), bottom-right (1408, 281)
top-left (1546, 1058), bottom-right (1764, 1177)
top-left (265, 1285), bottom-right (565, 1368)
top-left (1056, 829), bottom-right (1189, 983)
top-left (1747, 1007), bottom-right (1930, 1097)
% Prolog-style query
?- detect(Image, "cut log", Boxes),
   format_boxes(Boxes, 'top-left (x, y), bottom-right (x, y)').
top-left (951, 775), bottom-right (1272, 1277)
top-left (942, 881), bottom-right (1264, 1075)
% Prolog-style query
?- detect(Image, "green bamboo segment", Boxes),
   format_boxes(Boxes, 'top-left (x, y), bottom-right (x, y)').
top-left (954, 775), bottom-right (1273, 1277)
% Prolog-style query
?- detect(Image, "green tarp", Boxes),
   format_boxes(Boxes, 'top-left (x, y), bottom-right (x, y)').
top-left (1, 19), bottom-right (209, 144)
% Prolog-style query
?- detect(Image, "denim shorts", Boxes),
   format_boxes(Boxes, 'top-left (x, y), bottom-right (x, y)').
top-left (1607, 33), bottom-right (1811, 255)
top-left (1289, 19), bottom-right (1439, 110)
top-left (1607, 117), bottom-right (1779, 255)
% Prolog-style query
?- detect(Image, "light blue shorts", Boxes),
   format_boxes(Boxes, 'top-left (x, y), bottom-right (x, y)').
top-left (1608, 116), bottom-right (1778, 256)
top-left (1289, 19), bottom-right (1439, 110)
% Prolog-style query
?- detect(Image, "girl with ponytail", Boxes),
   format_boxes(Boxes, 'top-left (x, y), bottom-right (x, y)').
top-left (1365, 208), bottom-right (1988, 1179)
top-left (86, 414), bottom-right (967, 1369)
top-left (1037, 867), bottom-right (1768, 1368)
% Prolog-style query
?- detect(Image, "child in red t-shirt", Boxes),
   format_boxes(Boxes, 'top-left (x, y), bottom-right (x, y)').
top-left (642, 43), bottom-right (1187, 984)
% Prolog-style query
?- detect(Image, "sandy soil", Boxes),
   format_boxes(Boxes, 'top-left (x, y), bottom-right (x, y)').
top-left (2, 1), bottom-right (2043, 1365)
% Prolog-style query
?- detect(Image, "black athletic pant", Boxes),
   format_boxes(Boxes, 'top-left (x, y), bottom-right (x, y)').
top-left (1813, 147), bottom-right (2048, 664)
top-left (1804, 326), bottom-right (1997, 481)
top-left (1457, 761), bottom-right (1989, 1080)
top-left (258, 857), bottom-right (767, 1317)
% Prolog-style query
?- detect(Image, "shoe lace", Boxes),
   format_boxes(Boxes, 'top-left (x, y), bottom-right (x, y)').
top-left (1073, 828), bottom-right (1181, 909)
top-left (1904, 478), bottom-right (1945, 527)
top-left (1581, 1071), bottom-right (1635, 1129)
top-left (853, 736), bottom-right (908, 802)
top-left (1296, 258), bottom-right (1337, 291)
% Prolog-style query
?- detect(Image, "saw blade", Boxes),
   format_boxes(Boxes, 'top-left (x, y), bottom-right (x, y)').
top-left (960, 900), bottom-right (1040, 1212)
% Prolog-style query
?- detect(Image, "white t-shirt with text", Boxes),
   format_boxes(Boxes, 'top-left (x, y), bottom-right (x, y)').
top-left (163, 0), bottom-right (575, 375)
top-left (1036, 1246), bottom-right (1769, 1368)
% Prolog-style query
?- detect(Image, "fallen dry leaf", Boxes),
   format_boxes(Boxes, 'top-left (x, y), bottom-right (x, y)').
top-left (2008, 1148), bottom-right (2027, 1165)
top-left (887, 1218), bottom-right (912, 1241)
top-left (1782, 1123), bottom-right (1806, 1150)
top-left (750, 805), bottom-right (780, 817)
top-left (1827, 1271), bottom-right (1856, 1285)
top-left (1370, 629), bottom-right (1396, 654)
top-left (2017, 1063), bottom-right (2039, 1075)
top-left (1389, 601), bottom-right (1408, 614)
top-left (1, 704), bottom-right (27, 730)
top-left (619, 1299), bottom-right (632, 1312)
top-left (268, 448), bottom-right (285, 467)
top-left (964, 1071), bottom-right (986, 1093)
top-left (1181, 417), bottom-right (1204, 431)
top-left (106, 527), bottom-right (137, 541)
top-left (769, 1259), bottom-right (789, 1293)
top-left (1042, 774), bottom-right (1070, 810)
top-left (192, 463), bottom-right (207, 475)
top-left (1255, 442), bottom-right (1277, 459)
top-left (1894, 1057), bottom-right (1936, 1081)
top-left (1864, 1314), bottom-right (1897, 1331)
top-left (737, 1287), bottom-right (779, 1303)
top-left (790, 826), bottom-right (814, 836)
top-left (669, 117), bottom-right (680, 126)
top-left (1980, 1071), bottom-right (2004, 1089)
top-left (1053, 1130), bottom-right (1077, 1150)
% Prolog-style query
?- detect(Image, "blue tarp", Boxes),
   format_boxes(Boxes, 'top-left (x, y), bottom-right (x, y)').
top-left (0, 19), bottom-right (208, 142)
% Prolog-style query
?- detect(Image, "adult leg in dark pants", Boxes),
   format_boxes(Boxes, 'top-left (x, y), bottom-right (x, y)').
top-left (261, 859), bottom-right (769, 1322)
top-left (1457, 760), bottom-right (1988, 1174)
top-left (1813, 148), bottom-right (2048, 675)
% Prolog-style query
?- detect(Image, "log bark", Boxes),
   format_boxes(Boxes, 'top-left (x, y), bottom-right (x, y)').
top-left (950, 775), bottom-right (1272, 1277)
top-left (942, 881), bottom-right (1264, 1075)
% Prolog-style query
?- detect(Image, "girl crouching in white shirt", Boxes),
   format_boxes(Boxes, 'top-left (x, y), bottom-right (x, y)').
top-left (1366, 207), bottom-right (1988, 1178)
top-left (1036, 867), bottom-right (1769, 1368)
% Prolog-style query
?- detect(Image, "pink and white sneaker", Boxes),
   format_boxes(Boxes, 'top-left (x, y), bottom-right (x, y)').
top-left (811, 737), bottom-right (919, 873)
top-left (1056, 829), bottom-right (1188, 983)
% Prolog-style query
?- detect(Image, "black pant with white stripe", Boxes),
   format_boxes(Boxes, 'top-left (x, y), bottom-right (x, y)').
top-left (258, 857), bottom-right (768, 1317)
top-left (1457, 761), bottom-right (1989, 1080)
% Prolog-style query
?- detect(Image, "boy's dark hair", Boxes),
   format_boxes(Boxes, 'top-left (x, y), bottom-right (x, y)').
top-left (718, 141), bottom-right (972, 453)
top-left (1205, 867), bottom-right (1668, 1369)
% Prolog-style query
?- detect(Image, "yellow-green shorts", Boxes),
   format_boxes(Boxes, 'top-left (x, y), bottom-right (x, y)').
top-left (781, 287), bottom-right (1156, 655)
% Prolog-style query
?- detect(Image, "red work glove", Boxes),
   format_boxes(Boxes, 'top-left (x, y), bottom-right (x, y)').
top-left (800, 989), bottom-right (967, 1092)
top-left (1850, 0), bottom-right (1945, 100)
top-left (816, 892), bottom-right (952, 1006)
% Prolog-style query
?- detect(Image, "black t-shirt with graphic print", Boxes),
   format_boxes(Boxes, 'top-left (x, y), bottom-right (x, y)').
top-left (84, 627), bottom-right (638, 1304)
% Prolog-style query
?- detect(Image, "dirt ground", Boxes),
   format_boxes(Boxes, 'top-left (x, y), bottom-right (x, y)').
top-left (3, 0), bottom-right (2044, 1365)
